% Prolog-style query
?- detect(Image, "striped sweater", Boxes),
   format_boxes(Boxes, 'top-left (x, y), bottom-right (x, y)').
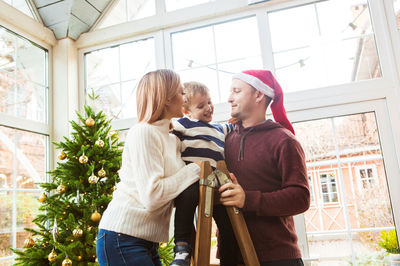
top-left (172, 117), bottom-right (233, 169)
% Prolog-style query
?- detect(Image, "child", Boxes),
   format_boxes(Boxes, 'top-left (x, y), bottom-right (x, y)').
top-left (171, 81), bottom-right (237, 266)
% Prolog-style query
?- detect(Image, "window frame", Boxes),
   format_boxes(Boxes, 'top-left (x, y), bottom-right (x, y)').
top-left (291, 99), bottom-right (400, 263)
top-left (0, 23), bottom-right (52, 263)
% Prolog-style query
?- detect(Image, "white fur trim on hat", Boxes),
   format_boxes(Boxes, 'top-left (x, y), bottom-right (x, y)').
top-left (233, 72), bottom-right (275, 98)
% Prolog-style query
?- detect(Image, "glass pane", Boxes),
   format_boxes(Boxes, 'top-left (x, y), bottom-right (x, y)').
top-left (98, 0), bottom-right (126, 28)
top-left (98, 0), bottom-right (155, 29)
top-left (16, 192), bottom-right (41, 249)
top-left (87, 84), bottom-right (121, 120)
top-left (0, 27), bottom-right (17, 74)
top-left (16, 130), bottom-right (46, 189)
top-left (317, 1), bottom-right (373, 37)
top-left (269, 0), bottom-right (381, 92)
top-left (172, 26), bottom-right (215, 70)
top-left (0, 191), bottom-right (12, 258)
top-left (293, 112), bottom-right (395, 265)
top-left (120, 80), bottom-right (137, 119)
top-left (179, 67), bottom-right (219, 103)
top-left (0, 71), bottom-right (16, 117)
top-left (86, 46), bottom-right (120, 88)
top-left (0, 26), bottom-right (48, 122)
top-left (269, 4), bottom-right (318, 52)
top-left (16, 38), bottom-right (46, 86)
top-left (16, 82), bottom-right (46, 122)
top-left (120, 38), bottom-right (155, 81)
top-left (85, 38), bottom-right (156, 120)
top-left (165, 0), bottom-right (213, 11)
top-left (172, 17), bottom-right (262, 104)
top-left (0, 126), bottom-right (15, 189)
top-left (214, 17), bottom-right (260, 62)
top-left (0, 0), bottom-right (35, 19)
top-left (0, 72), bottom-right (46, 122)
top-left (127, 0), bottom-right (155, 20)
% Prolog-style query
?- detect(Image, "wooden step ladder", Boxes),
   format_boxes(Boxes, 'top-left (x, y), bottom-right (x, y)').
top-left (193, 161), bottom-right (260, 266)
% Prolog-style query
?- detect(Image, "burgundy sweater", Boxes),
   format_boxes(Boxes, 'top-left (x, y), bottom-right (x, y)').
top-left (225, 120), bottom-right (310, 263)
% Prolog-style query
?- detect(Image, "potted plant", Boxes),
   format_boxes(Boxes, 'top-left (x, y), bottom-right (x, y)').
top-left (378, 229), bottom-right (400, 265)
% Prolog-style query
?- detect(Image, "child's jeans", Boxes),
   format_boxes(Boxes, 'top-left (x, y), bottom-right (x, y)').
top-left (97, 229), bottom-right (162, 266)
top-left (174, 181), bottom-right (239, 266)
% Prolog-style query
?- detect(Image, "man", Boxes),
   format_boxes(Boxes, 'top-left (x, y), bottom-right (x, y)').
top-left (219, 70), bottom-right (310, 266)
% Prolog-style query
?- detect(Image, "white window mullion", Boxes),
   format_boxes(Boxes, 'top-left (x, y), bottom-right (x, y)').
top-left (257, 10), bottom-right (274, 71)
top-left (155, 30), bottom-right (166, 69)
top-left (12, 130), bottom-right (17, 250)
top-left (163, 29), bottom-right (174, 69)
top-left (331, 118), bottom-right (355, 265)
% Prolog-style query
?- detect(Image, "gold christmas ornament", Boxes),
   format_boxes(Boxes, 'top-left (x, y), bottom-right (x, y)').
top-left (57, 184), bottom-right (66, 194)
top-left (109, 130), bottom-right (117, 137)
top-left (48, 249), bottom-right (57, 262)
top-left (79, 154), bottom-right (88, 164)
top-left (98, 168), bottom-right (106, 178)
top-left (85, 117), bottom-right (95, 127)
top-left (73, 228), bottom-right (83, 238)
top-left (77, 256), bottom-right (82, 261)
top-left (58, 151), bottom-right (67, 160)
top-left (88, 173), bottom-right (99, 184)
top-left (91, 211), bottom-right (101, 222)
top-left (95, 139), bottom-right (104, 148)
top-left (62, 257), bottom-right (72, 266)
top-left (38, 192), bottom-right (47, 202)
top-left (23, 237), bottom-right (34, 248)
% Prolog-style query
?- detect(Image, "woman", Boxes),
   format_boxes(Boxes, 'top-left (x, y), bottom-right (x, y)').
top-left (97, 69), bottom-right (200, 265)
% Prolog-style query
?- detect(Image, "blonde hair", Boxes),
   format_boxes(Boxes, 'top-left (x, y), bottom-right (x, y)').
top-left (136, 69), bottom-right (181, 123)
top-left (182, 81), bottom-right (210, 111)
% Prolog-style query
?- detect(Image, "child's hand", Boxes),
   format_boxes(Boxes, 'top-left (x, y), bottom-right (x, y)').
top-left (228, 117), bottom-right (240, 124)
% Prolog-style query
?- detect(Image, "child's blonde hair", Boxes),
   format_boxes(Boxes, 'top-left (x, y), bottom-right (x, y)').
top-left (182, 81), bottom-right (210, 111)
top-left (136, 69), bottom-right (181, 123)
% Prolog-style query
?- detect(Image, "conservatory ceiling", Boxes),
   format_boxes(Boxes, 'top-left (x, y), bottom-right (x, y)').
top-left (31, 0), bottom-right (116, 40)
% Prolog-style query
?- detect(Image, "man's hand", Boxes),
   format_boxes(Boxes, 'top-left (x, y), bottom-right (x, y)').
top-left (218, 173), bottom-right (245, 208)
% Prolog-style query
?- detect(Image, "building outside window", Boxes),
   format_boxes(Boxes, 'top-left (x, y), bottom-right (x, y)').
top-left (356, 164), bottom-right (378, 189)
top-left (320, 172), bottom-right (339, 203)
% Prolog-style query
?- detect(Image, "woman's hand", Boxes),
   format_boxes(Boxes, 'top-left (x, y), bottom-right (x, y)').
top-left (218, 173), bottom-right (245, 209)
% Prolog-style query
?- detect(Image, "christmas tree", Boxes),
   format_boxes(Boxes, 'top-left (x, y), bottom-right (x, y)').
top-left (12, 103), bottom-right (123, 265)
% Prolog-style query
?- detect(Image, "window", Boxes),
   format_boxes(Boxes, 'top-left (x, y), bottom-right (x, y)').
top-left (0, 26), bottom-right (48, 123)
top-left (84, 37), bottom-right (156, 119)
top-left (356, 164), bottom-right (377, 189)
top-left (0, 0), bottom-right (35, 19)
top-left (320, 172), bottom-right (338, 203)
top-left (165, 0), bottom-right (214, 11)
top-left (268, 0), bottom-right (381, 92)
top-left (0, 26), bottom-right (49, 263)
top-left (294, 112), bottom-right (394, 264)
top-left (171, 16), bottom-right (262, 103)
top-left (97, 0), bottom-right (155, 29)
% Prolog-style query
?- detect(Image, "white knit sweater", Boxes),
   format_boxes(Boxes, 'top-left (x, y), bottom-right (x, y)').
top-left (99, 119), bottom-right (200, 243)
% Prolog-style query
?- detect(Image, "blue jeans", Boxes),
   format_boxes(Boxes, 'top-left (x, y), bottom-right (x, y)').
top-left (97, 229), bottom-right (162, 266)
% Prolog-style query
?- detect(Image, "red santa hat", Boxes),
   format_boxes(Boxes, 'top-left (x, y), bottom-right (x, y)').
top-left (232, 70), bottom-right (295, 135)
